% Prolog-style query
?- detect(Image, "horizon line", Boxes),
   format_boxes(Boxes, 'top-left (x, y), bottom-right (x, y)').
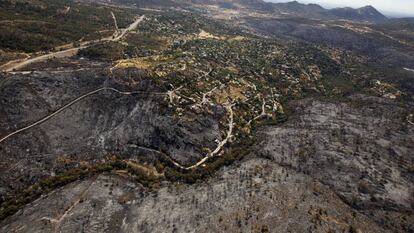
top-left (264, 0), bottom-right (414, 18)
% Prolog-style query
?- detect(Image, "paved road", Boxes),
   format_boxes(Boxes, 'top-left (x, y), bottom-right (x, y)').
top-left (1, 15), bottom-right (145, 72)
top-left (3, 47), bottom-right (86, 72)
top-left (113, 15), bottom-right (145, 41)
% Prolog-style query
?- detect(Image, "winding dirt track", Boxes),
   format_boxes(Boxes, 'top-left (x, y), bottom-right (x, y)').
top-left (177, 104), bottom-right (234, 170)
top-left (1, 15), bottom-right (145, 72)
top-left (111, 11), bottom-right (120, 32)
top-left (0, 13), bottom-right (236, 170)
top-left (0, 86), bottom-right (234, 169)
top-left (2, 47), bottom-right (86, 72)
top-left (0, 87), bottom-right (165, 144)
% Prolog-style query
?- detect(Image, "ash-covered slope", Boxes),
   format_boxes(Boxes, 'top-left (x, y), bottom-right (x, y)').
top-left (0, 68), bottom-right (222, 200)
top-left (260, 96), bottom-right (414, 232)
top-left (1, 96), bottom-right (413, 233)
top-left (0, 160), bottom-right (388, 233)
top-left (0, 0), bottom-right (413, 232)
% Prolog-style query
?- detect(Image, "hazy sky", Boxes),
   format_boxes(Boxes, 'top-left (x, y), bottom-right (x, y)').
top-left (267, 0), bottom-right (414, 17)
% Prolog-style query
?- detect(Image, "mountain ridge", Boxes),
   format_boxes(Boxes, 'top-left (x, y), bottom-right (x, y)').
top-left (75, 0), bottom-right (388, 22)
top-left (330, 4), bottom-right (387, 22)
top-left (255, 0), bottom-right (388, 21)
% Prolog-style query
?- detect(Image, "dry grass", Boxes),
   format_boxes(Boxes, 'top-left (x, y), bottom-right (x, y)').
top-left (112, 58), bottom-right (153, 70)
top-left (215, 85), bottom-right (247, 104)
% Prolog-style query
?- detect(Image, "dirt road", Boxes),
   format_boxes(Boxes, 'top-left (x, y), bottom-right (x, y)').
top-left (1, 15), bottom-right (145, 72)
top-left (0, 85), bottom-right (234, 169)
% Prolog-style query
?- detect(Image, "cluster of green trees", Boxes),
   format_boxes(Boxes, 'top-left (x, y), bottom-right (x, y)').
top-left (1, 30), bottom-right (54, 52)
top-left (163, 137), bottom-right (256, 184)
top-left (287, 45), bottom-right (341, 76)
top-left (0, 0), bottom-right (136, 52)
top-left (0, 110), bottom-right (282, 221)
top-left (0, 167), bottom-right (90, 220)
top-left (79, 42), bottom-right (125, 61)
top-left (0, 159), bottom-right (159, 220)
top-left (138, 11), bottom-right (241, 37)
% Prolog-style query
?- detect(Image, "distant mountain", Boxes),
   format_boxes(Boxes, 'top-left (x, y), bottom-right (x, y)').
top-left (329, 5), bottom-right (388, 22)
top-left (270, 1), bottom-right (387, 22)
top-left (271, 1), bottom-right (332, 19)
top-left (190, 0), bottom-right (388, 22)
top-left (186, 0), bottom-right (272, 10)
top-left (273, 1), bottom-right (324, 13)
top-left (79, 0), bottom-right (181, 7)
top-left (80, 0), bottom-right (388, 22)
